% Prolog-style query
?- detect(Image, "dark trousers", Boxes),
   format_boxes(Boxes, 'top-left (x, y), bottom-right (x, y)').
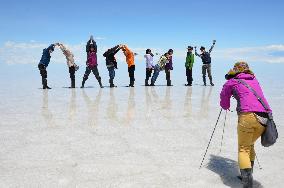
top-left (202, 64), bottom-right (212, 79)
top-left (165, 68), bottom-right (171, 81)
top-left (107, 66), bottom-right (115, 80)
top-left (128, 65), bottom-right (135, 82)
top-left (146, 68), bottom-right (153, 80)
top-left (38, 64), bottom-right (47, 79)
top-left (186, 67), bottom-right (193, 85)
top-left (69, 66), bottom-right (75, 80)
top-left (83, 66), bottom-right (101, 81)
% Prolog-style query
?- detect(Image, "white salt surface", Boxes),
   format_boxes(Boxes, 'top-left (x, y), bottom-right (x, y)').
top-left (0, 82), bottom-right (283, 188)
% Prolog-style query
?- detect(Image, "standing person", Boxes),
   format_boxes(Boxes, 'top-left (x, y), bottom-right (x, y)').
top-left (144, 49), bottom-right (155, 86)
top-left (38, 44), bottom-right (56, 89)
top-left (195, 40), bottom-right (216, 86)
top-left (58, 43), bottom-right (79, 88)
top-left (220, 62), bottom-right (272, 188)
top-left (103, 45), bottom-right (122, 87)
top-left (165, 49), bottom-right (174, 86)
top-left (150, 53), bottom-right (170, 86)
top-left (185, 46), bottom-right (194, 86)
top-left (86, 35), bottom-right (97, 55)
top-left (81, 46), bottom-right (103, 88)
top-left (122, 45), bottom-right (135, 87)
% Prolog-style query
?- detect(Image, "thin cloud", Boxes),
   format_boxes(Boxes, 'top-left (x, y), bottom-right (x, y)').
top-left (214, 45), bottom-right (284, 64)
top-left (1, 42), bottom-right (284, 65)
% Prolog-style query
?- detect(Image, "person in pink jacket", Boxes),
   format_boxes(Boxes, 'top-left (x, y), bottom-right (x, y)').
top-left (220, 62), bottom-right (272, 188)
top-left (80, 46), bottom-right (103, 88)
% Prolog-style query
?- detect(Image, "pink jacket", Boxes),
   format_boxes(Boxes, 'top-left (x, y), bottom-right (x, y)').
top-left (87, 52), bottom-right (97, 67)
top-left (220, 73), bottom-right (272, 113)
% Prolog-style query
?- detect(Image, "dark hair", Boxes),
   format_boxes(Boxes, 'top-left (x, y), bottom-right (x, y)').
top-left (146, 49), bottom-right (151, 54)
top-left (200, 46), bottom-right (205, 51)
top-left (168, 49), bottom-right (173, 53)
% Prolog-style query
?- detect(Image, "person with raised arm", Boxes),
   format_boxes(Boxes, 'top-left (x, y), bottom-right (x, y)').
top-left (195, 40), bottom-right (216, 86)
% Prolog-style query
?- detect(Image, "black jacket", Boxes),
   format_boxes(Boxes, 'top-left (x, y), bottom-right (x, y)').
top-left (103, 45), bottom-right (120, 68)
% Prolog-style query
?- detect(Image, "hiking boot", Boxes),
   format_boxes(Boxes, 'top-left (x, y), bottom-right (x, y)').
top-left (185, 84), bottom-right (192, 86)
top-left (70, 78), bottom-right (75, 88)
top-left (238, 161), bottom-right (254, 181)
top-left (167, 80), bottom-right (173, 86)
top-left (129, 79), bottom-right (135, 87)
top-left (109, 79), bottom-right (116, 88)
top-left (210, 82), bottom-right (214, 86)
top-left (81, 77), bottom-right (87, 88)
top-left (145, 79), bottom-right (149, 86)
top-left (42, 78), bottom-right (51, 89)
top-left (98, 78), bottom-right (104, 88)
top-left (240, 168), bottom-right (253, 188)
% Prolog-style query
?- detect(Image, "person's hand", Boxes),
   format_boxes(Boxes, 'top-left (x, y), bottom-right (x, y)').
top-left (213, 40), bottom-right (216, 44)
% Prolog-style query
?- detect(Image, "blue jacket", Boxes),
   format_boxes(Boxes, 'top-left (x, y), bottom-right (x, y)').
top-left (38, 44), bottom-right (55, 67)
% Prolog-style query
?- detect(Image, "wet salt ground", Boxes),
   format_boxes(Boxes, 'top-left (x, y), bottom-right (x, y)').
top-left (0, 83), bottom-right (283, 188)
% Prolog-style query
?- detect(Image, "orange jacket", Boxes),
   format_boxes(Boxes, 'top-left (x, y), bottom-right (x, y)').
top-left (123, 46), bottom-right (135, 67)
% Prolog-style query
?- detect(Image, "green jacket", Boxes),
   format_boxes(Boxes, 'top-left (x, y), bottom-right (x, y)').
top-left (185, 52), bottom-right (194, 69)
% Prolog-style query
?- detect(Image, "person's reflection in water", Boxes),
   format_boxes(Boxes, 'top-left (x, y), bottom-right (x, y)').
top-left (125, 88), bottom-right (136, 126)
top-left (145, 86), bottom-right (153, 121)
top-left (68, 89), bottom-right (77, 123)
top-left (184, 87), bottom-right (193, 120)
top-left (107, 89), bottom-right (119, 124)
top-left (163, 87), bottom-right (172, 120)
top-left (199, 86), bottom-right (213, 119)
top-left (82, 89), bottom-right (102, 127)
top-left (41, 90), bottom-right (55, 127)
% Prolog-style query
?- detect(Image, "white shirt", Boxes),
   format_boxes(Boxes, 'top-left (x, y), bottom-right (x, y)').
top-left (144, 54), bottom-right (154, 68)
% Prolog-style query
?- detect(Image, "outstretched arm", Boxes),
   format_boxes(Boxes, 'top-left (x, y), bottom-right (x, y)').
top-left (195, 47), bottom-right (201, 57)
top-left (209, 41), bottom-right (216, 54)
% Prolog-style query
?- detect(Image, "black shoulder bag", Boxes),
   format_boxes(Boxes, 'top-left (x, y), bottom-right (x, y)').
top-left (235, 78), bottom-right (278, 147)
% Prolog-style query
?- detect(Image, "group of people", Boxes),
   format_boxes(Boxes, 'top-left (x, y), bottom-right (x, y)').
top-left (37, 36), bottom-right (216, 89)
top-left (37, 36), bottom-right (275, 188)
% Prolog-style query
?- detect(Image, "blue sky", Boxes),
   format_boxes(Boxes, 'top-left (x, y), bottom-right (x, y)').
top-left (0, 0), bottom-right (284, 86)
top-left (1, 0), bottom-right (284, 47)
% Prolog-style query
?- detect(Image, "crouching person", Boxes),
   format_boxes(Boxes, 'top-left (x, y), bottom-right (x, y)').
top-left (58, 43), bottom-right (79, 88)
top-left (38, 44), bottom-right (56, 89)
top-left (150, 53), bottom-right (170, 86)
top-left (81, 46), bottom-right (103, 88)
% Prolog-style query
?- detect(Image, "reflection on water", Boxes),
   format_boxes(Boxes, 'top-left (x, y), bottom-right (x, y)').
top-left (125, 88), bottom-right (136, 125)
top-left (68, 89), bottom-right (77, 122)
top-left (163, 87), bottom-right (172, 120)
top-left (41, 90), bottom-right (55, 127)
top-left (106, 89), bottom-right (119, 124)
top-left (199, 87), bottom-right (213, 119)
top-left (82, 89), bottom-right (102, 127)
top-left (145, 87), bottom-right (153, 120)
top-left (184, 87), bottom-right (192, 119)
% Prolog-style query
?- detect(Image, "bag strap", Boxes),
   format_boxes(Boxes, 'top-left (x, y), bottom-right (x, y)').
top-left (234, 78), bottom-right (271, 113)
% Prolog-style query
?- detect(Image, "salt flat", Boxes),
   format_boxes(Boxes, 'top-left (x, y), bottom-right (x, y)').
top-left (0, 80), bottom-right (283, 188)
